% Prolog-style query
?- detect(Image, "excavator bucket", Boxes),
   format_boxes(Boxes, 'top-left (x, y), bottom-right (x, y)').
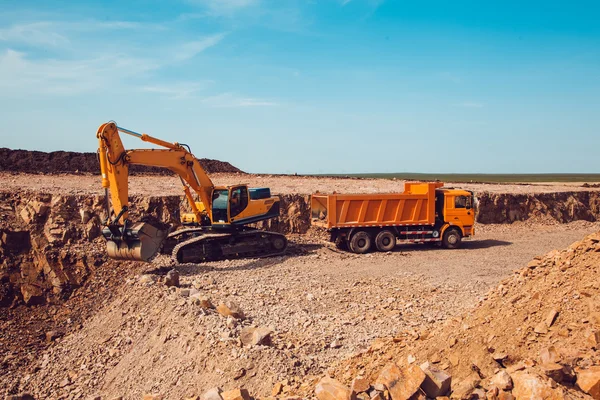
top-left (104, 222), bottom-right (166, 262)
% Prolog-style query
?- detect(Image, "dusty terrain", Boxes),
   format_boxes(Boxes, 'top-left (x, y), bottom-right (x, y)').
top-left (1, 170), bottom-right (600, 399)
top-left (329, 229), bottom-right (600, 400)
top-left (1, 172), bottom-right (598, 196)
top-left (6, 221), bottom-right (600, 399)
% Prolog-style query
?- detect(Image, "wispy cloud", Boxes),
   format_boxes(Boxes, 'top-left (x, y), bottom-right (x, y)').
top-left (180, 0), bottom-right (313, 35)
top-left (0, 49), bottom-right (158, 95)
top-left (140, 85), bottom-right (276, 106)
top-left (186, 0), bottom-right (259, 16)
top-left (0, 14), bottom-right (226, 97)
top-left (142, 81), bottom-right (210, 99)
top-left (172, 33), bottom-right (227, 61)
top-left (372, 0), bottom-right (386, 6)
top-left (340, 0), bottom-right (386, 7)
top-left (454, 101), bottom-right (484, 108)
top-left (0, 10), bottom-right (277, 108)
top-left (201, 92), bottom-right (278, 107)
top-left (0, 22), bottom-right (70, 47)
top-left (0, 20), bottom-right (153, 48)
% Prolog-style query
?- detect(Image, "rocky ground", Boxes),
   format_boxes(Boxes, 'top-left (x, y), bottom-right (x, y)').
top-left (3, 172), bottom-right (600, 227)
top-left (326, 229), bottom-right (600, 400)
top-left (1, 171), bottom-right (600, 399)
top-left (4, 220), bottom-right (600, 398)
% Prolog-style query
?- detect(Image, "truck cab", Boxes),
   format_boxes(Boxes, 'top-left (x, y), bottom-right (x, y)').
top-left (437, 189), bottom-right (476, 238)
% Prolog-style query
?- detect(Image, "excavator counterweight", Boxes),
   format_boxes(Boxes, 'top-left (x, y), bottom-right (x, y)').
top-left (96, 121), bottom-right (287, 263)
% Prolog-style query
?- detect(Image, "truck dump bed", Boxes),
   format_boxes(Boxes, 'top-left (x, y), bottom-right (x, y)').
top-left (311, 182), bottom-right (443, 229)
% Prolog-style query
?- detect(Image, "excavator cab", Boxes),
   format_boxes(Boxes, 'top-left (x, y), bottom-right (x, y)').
top-left (211, 185), bottom-right (259, 226)
top-left (182, 185), bottom-right (275, 227)
top-left (183, 186), bottom-right (247, 225)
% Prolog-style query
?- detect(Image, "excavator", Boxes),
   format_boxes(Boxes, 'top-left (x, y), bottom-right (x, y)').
top-left (96, 121), bottom-right (287, 263)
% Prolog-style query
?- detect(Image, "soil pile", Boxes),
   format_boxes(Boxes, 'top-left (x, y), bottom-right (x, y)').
top-left (327, 230), bottom-right (600, 399)
top-left (0, 148), bottom-right (243, 174)
top-left (255, 194), bottom-right (312, 234)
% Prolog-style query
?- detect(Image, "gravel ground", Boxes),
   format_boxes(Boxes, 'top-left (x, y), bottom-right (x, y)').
top-left (14, 221), bottom-right (600, 398)
top-left (3, 171), bottom-right (600, 398)
top-left (1, 172), bottom-right (597, 196)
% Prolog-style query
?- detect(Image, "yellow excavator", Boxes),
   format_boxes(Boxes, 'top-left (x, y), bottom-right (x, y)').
top-left (96, 121), bottom-right (287, 263)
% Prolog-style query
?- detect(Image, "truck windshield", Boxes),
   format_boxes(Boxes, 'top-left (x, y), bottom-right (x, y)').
top-left (455, 196), bottom-right (468, 208)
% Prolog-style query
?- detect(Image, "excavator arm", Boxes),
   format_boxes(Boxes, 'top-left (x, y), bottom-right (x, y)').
top-left (96, 121), bottom-right (215, 261)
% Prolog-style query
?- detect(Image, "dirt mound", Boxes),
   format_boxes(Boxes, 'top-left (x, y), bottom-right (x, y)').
top-left (0, 148), bottom-right (243, 174)
top-left (328, 230), bottom-right (600, 399)
top-left (13, 269), bottom-right (311, 398)
top-left (255, 194), bottom-right (312, 234)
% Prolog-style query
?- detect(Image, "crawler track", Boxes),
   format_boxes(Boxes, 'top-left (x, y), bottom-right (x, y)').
top-left (163, 227), bottom-right (288, 263)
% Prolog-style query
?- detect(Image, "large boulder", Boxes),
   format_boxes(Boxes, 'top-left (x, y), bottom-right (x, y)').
top-left (376, 362), bottom-right (425, 400)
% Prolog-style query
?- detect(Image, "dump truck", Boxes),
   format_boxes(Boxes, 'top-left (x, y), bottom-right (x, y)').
top-left (311, 182), bottom-right (475, 253)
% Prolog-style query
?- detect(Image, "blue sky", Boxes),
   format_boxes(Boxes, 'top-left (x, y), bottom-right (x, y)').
top-left (0, 0), bottom-right (599, 174)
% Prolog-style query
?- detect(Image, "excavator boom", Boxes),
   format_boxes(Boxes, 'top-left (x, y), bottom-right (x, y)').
top-left (97, 122), bottom-right (214, 223)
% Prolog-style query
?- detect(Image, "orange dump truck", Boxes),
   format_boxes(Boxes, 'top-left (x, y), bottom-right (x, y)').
top-left (311, 182), bottom-right (475, 253)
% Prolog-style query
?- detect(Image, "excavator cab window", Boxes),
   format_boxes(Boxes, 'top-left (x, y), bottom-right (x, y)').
top-left (212, 189), bottom-right (229, 222)
top-left (230, 186), bottom-right (249, 218)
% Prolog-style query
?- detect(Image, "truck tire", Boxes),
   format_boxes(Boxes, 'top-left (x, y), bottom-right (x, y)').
top-left (442, 228), bottom-right (462, 249)
top-left (334, 236), bottom-right (348, 251)
top-left (349, 231), bottom-right (371, 254)
top-left (375, 230), bottom-right (396, 252)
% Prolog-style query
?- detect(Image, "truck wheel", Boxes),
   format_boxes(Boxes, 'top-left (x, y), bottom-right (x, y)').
top-left (335, 236), bottom-right (348, 251)
top-left (442, 228), bottom-right (462, 249)
top-left (375, 230), bottom-right (396, 252)
top-left (349, 231), bottom-right (371, 254)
